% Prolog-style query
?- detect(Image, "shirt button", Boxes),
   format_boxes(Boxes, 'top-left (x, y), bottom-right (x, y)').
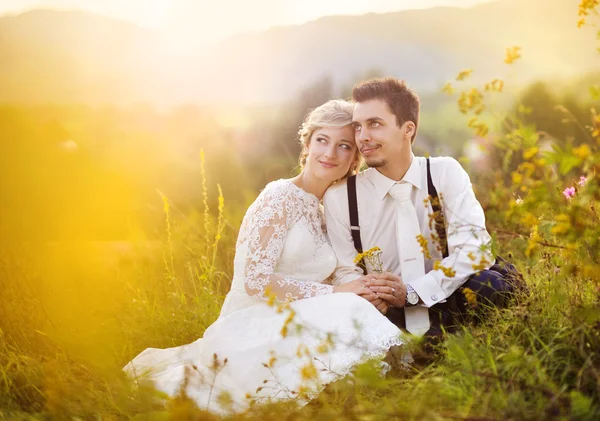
top-left (431, 294), bottom-right (438, 301)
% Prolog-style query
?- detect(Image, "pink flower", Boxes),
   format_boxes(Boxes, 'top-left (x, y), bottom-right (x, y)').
top-left (562, 187), bottom-right (576, 199)
top-left (578, 175), bottom-right (587, 187)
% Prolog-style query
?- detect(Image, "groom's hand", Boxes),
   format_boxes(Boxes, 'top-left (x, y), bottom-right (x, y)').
top-left (366, 273), bottom-right (407, 308)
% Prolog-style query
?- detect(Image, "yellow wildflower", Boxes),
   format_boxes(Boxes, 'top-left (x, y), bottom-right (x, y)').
top-left (297, 385), bottom-right (311, 398)
top-left (434, 261), bottom-right (456, 277)
top-left (355, 246), bottom-right (384, 273)
top-left (300, 362), bottom-right (318, 381)
top-left (591, 108), bottom-right (600, 138)
top-left (520, 212), bottom-right (538, 228)
top-left (417, 234), bottom-right (432, 259)
top-left (525, 225), bottom-right (541, 257)
top-left (456, 69), bottom-right (473, 81)
top-left (442, 82), bottom-right (455, 95)
top-left (280, 309), bottom-right (296, 338)
top-left (316, 342), bottom-right (330, 354)
top-left (296, 344), bottom-right (310, 358)
top-left (458, 88), bottom-right (483, 114)
top-left (504, 46), bottom-right (522, 64)
top-left (573, 144), bottom-right (591, 160)
top-left (266, 288), bottom-right (276, 307)
top-left (523, 147), bottom-right (538, 160)
top-left (551, 214), bottom-right (571, 236)
top-left (578, 0), bottom-right (599, 17)
top-left (511, 171), bottom-right (523, 184)
top-left (317, 335), bottom-right (333, 354)
top-left (472, 255), bottom-right (490, 272)
top-left (463, 287), bottom-right (478, 306)
top-left (475, 122), bottom-right (489, 137)
top-left (485, 78), bottom-right (504, 92)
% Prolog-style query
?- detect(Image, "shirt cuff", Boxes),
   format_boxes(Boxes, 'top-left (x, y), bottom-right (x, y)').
top-left (408, 273), bottom-right (446, 307)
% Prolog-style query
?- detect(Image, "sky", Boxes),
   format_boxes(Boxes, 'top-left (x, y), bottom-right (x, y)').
top-left (0, 0), bottom-right (494, 42)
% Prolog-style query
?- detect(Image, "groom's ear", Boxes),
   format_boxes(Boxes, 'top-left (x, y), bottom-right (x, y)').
top-left (403, 121), bottom-right (416, 139)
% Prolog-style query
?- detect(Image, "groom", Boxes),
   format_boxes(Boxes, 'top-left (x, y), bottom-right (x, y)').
top-left (324, 77), bottom-right (522, 338)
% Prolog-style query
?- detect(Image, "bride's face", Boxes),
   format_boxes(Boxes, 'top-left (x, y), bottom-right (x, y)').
top-left (305, 125), bottom-right (357, 183)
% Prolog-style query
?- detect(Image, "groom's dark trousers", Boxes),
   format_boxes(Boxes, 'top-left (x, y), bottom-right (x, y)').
top-left (385, 256), bottom-right (525, 338)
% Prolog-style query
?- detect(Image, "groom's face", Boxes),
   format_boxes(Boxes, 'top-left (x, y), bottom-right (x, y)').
top-left (352, 98), bottom-right (411, 169)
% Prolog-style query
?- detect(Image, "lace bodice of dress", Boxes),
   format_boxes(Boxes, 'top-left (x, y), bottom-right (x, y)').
top-left (231, 179), bottom-right (337, 303)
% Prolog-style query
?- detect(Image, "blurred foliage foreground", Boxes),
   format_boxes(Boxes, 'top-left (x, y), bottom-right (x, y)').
top-left (2, 3), bottom-right (600, 420)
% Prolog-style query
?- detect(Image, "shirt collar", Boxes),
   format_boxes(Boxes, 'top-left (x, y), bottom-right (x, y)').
top-left (367, 154), bottom-right (422, 201)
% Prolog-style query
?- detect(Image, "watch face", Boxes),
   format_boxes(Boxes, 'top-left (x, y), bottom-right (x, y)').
top-left (407, 291), bottom-right (419, 305)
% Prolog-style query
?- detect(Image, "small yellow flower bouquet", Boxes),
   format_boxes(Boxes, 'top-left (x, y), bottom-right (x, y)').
top-left (354, 246), bottom-right (384, 273)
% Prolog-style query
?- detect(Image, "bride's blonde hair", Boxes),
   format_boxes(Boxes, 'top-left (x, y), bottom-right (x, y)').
top-left (298, 99), bottom-right (362, 178)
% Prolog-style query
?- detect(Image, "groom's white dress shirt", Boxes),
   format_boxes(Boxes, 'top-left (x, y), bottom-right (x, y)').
top-left (323, 155), bottom-right (494, 309)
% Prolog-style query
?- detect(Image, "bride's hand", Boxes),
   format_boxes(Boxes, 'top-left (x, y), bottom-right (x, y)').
top-left (333, 279), bottom-right (372, 295)
top-left (333, 279), bottom-right (389, 314)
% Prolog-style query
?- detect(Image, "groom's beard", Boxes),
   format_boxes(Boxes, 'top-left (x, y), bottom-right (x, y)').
top-left (365, 157), bottom-right (388, 168)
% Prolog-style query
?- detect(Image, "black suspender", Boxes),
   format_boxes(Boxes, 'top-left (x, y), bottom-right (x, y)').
top-left (347, 175), bottom-right (367, 274)
top-left (347, 157), bottom-right (449, 272)
top-left (426, 158), bottom-right (449, 258)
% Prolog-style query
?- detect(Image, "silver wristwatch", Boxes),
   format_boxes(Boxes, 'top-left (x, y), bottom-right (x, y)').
top-left (406, 284), bottom-right (419, 306)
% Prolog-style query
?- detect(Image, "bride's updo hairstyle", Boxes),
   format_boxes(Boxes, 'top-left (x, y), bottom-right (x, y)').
top-left (297, 99), bottom-right (362, 179)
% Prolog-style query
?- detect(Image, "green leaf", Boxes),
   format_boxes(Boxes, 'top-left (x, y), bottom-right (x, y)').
top-left (570, 391), bottom-right (595, 420)
top-left (573, 305), bottom-right (600, 324)
top-left (559, 154), bottom-right (582, 175)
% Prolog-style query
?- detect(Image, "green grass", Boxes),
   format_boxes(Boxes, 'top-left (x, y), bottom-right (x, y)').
top-left (1, 184), bottom-right (598, 420)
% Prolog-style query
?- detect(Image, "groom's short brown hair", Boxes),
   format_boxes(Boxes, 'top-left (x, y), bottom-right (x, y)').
top-left (352, 77), bottom-right (420, 143)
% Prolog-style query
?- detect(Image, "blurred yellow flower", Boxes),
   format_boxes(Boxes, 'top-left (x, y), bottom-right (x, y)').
top-left (456, 69), bottom-right (473, 81)
top-left (434, 261), bottom-right (456, 277)
top-left (296, 344), bottom-right (310, 358)
top-left (511, 171), bottom-right (523, 184)
top-left (458, 88), bottom-right (484, 114)
top-left (520, 212), bottom-right (538, 228)
top-left (417, 234), bottom-right (432, 259)
top-left (472, 255), bottom-right (490, 272)
top-left (463, 287), bottom-right (477, 306)
top-left (474, 105), bottom-right (486, 115)
top-left (316, 342), bottom-right (330, 354)
top-left (551, 214), bottom-right (571, 236)
top-left (442, 82), bottom-right (455, 95)
top-left (504, 46), bottom-right (522, 64)
top-left (573, 144), bottom-right (591, 160)
top-left (523, 147), bottom-right (539, 160)
top-left (485, 79), bottom-right (504, 92)
top-left (526, 225), bottom-right (541, 257)
top-left (578, 0), bottom-right (599, 17)
top-left (300, 362), bottom-right (318, 381)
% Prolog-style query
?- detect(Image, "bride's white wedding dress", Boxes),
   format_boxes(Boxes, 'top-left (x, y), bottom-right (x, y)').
top-left (123, 179), bottom-right (404, 414)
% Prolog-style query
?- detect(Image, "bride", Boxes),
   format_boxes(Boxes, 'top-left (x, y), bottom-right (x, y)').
top-left (123, 100), bottom-right (404, 414)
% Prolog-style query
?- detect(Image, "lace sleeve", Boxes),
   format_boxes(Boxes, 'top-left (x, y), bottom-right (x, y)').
top-left (243, 184), bottom-right (334, 303)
